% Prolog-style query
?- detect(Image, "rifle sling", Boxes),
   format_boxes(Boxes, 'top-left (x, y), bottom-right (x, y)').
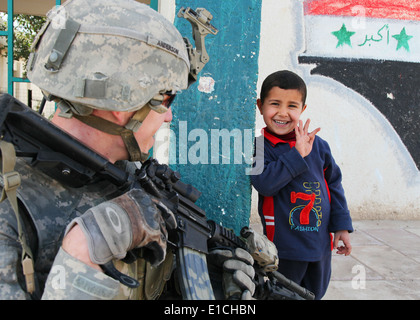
top-left (0, 140), bottom-right (35, 294)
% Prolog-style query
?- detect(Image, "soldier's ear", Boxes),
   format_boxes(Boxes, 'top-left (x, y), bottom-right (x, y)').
top-left (110, 111), bottom-right (134, 126)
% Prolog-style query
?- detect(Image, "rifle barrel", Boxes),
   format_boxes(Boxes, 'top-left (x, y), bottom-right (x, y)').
top-left (271, 270), bottom-right (315, 300)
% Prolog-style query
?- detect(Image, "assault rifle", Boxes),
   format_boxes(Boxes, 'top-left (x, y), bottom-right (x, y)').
top-left (135, 158), bottom-right (314, 300)
top-left (0, 94), bottom-right (314, 300)
top-left (208, 221), bottom-right (315, 300)
top-left (0, 94), bottom-right (214, 299)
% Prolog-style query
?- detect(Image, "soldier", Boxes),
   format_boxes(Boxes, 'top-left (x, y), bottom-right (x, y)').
top-left (0, 0), bottom-right (255, 300)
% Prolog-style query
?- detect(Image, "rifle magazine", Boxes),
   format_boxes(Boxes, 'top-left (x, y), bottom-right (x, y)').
top-left (176, 247), bottom-right (215, 300)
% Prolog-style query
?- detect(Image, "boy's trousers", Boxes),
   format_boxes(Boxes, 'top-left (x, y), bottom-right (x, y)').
top-left (277, 251), bottom-right (332, 300)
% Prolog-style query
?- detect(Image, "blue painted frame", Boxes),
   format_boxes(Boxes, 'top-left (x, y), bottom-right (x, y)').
top-left (1, 0), bottom-right (62, 96)
top-left (171, 0), bottom-right (261, 233)
top-left (150, 0), bottom-right (159, 11)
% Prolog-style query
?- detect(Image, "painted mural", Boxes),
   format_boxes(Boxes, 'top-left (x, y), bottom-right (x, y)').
top-left (300, 0), bottom-right (420, 170)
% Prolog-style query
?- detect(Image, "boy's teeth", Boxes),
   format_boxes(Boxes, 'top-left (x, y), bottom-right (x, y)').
top-left (275, 120), bottom-right (287, 124)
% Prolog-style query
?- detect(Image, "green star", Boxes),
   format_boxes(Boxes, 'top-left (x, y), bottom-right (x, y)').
top-left (392, 27), bottom-right (413, 51)
top-left (332, 24), bottom-right (356, 48)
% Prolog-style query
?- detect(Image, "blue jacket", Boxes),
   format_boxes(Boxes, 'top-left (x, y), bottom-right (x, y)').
top-left (251, 129), bottom-right (353, 262)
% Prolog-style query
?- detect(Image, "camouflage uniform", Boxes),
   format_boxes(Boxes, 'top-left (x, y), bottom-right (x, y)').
top-left (0, 158), bottom-right (146, 299)
top-left (0, 0), bottom-right (223, 300)
top-left (0, 0), bottom-right (191, 300)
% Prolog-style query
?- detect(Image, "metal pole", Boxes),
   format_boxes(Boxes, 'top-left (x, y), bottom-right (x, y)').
top-left (150, 0), bottom-right (159, 11)
top-left (7, 0), bottom-right (14, 95)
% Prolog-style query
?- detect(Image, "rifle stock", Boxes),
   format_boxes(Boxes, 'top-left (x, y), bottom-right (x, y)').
top-left (0, 94), bottom-right (128, 188)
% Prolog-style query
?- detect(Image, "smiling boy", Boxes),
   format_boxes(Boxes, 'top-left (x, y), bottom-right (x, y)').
top-left (251, 70), bottom-right (353, 299)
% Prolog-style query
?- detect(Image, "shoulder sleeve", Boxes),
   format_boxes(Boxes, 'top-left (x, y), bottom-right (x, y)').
top-left (250, 136), bottom-right (308, 197)
top-left (42, 248), bottom-right (120, 300)
top-left (320, 139), bottom-right (353, 233)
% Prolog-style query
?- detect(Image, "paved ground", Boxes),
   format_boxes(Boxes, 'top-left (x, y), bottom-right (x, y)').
top-left (249, 219), bottom-right (420, 300)
top-left (324, 220), bottom-right (420, 300)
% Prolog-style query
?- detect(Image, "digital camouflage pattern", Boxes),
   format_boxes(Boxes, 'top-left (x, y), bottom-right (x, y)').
top-left (0, 157), bottom-right (192, 300)
top-left (27, 0), bottom-right (190, 113)
top-left (0, 0), bottom-right (218, 300)
top-left (42, 248), bottom-right (176, 300)
top-left (0, 158), bottom-right (136, 299)
top-left (42, 248), bottom-right (121, 300)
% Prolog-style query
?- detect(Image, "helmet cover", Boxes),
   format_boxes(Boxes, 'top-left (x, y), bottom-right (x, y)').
top-left (27, 0), bottom-right (190, 113)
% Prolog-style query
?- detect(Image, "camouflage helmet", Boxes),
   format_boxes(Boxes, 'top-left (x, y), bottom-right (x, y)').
top-left (27, 0), bottom-right (190, 115)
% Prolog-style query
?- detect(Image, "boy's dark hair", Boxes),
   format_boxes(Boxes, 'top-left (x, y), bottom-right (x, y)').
top-left (260, 70), bottom-right (307, 105)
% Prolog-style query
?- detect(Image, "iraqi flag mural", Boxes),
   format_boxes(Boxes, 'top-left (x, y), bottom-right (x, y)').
top-left (299, 0), bottom-right (420, 170)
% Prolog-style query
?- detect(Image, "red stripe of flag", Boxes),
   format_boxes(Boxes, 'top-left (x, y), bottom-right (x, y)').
top-left (304, 0), bottom-right (420, 21)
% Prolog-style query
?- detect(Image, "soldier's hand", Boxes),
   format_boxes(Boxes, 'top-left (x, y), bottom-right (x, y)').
top-left (66, 188), bottom-right (169, 267)
top-left (209, 247), bottom-right (256, 300)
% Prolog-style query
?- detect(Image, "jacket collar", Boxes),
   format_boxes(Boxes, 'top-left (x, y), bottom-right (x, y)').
top-left (262, 127), bottom-right (296, 147)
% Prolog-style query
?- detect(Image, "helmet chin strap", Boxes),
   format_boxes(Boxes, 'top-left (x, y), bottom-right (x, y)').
top-left (56, 98), bottom-right (170, 162)
top-left (72, 106), bottom-right (153, 163)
